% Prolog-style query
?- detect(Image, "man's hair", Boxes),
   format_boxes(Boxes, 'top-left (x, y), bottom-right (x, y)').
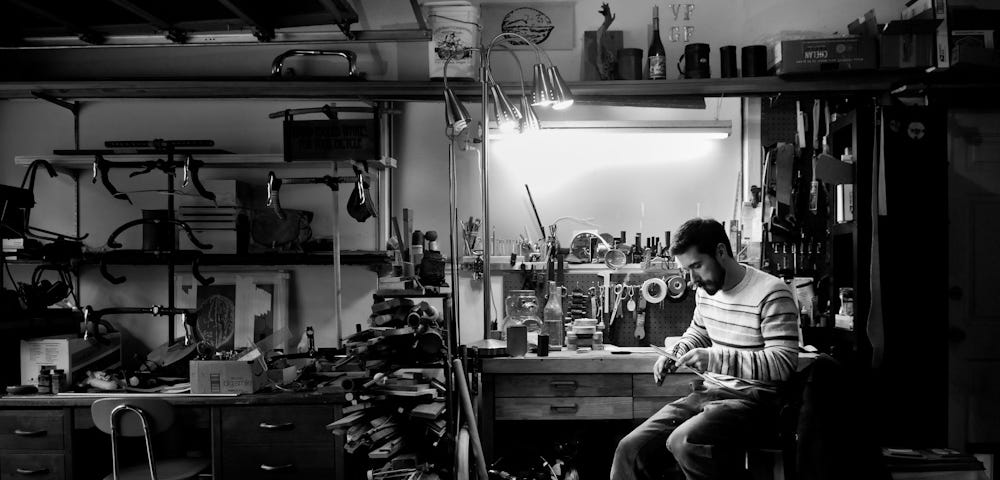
top-left (669, 218), bottom-right (733, 258)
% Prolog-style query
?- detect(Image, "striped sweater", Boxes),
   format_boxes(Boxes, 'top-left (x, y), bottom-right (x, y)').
top-left (671, 265), bottom-right (800, 391)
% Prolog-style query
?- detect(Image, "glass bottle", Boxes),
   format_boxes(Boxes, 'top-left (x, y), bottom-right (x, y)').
top-left (543, 281), bottom-right (564, 322)
top-left (648, 6), bottom-right (666, 79)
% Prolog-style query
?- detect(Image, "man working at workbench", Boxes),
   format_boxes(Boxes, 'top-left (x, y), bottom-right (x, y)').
top-left (611, 218), bottom-right (799, 480)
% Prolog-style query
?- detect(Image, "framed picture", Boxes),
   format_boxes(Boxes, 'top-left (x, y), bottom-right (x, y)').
top-left (481, 2), bottom-right (575, 50)
top-left (175, 270), bottom-right (290, 351)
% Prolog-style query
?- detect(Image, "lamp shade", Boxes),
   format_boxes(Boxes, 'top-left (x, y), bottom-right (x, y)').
top-left (546, 65), bottom-right (574, 110)
top-left (531, 63), bottom-right (554, 107)
top-left (444, 87), bottom-right (471, 134)
top-left (489, 81), bottom-right (521, 133)
top-left (519, 96), bottom-right (540, 132)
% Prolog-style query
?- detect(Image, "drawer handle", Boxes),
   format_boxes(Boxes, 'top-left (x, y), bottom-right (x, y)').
top-left (13, 429), bottom-right (47, 437)
top-left (260, 463), bottom-right (294, 472)
top-left (550, 404), bottom-right (579, 414)
top-left (16, 468), bottom-right (50, 475)
top-left (258, 422), bottom-right (294, 430)
top-left (550, 381), bottom-right (578, 390)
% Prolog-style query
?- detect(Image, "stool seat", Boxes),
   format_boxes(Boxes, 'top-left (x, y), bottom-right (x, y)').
top-left (100, 458), bottom-right (209, 480)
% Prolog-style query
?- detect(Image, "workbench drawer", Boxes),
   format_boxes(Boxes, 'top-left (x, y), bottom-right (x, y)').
top-left (495, 397), bottom-right (632, 421)
top-left (495, 374), bottom-right (631, 397)
top-left (632, 374), bottom-right (698, 397)
top-left (633, 397), bottom-right (686, 419)
top-left (0, 411), bottom-right (64, 450)
top-left (221, 444), bottom-right (335, 479)
top-left (221, 406), bottom-right (336, 445)
top-left (0, 453), bottom-right (65, 480)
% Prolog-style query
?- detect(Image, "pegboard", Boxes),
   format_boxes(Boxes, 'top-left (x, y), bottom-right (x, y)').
top-left (500, 269), bottom-right (695, 348)
top-left (761, 98), bottom-right (800, 146)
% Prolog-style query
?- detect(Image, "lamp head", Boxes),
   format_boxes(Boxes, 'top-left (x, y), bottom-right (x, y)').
top-left (519, 96), bottom-right (541, 133)
top-left (546, 65), bottom-right (574, 110)
top-left (489, 81), bottom-right (521, 133)
top-left (444, 88), bottom-right (471, 135)
top-left (531, 63), bottom-right (554, 107)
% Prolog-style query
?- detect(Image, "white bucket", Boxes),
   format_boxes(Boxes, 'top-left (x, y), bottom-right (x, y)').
top-left (424, 1), bottom-right (480, 80)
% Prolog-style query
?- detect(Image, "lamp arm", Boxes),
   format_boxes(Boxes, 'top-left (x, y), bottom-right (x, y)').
top-left (488, 43), bottom-right (529, 101)
top-left (441, 47), bottom-right (481, 96)
top-left (485, 32), bottom-right (547, 64)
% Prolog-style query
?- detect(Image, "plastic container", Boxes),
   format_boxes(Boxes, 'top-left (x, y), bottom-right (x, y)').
top-left (37, 369), bottom-right (51, 394)
top-left (51, 369), bottom-right (66, 394)
top-left (425, 1), bottom-right (480, 80)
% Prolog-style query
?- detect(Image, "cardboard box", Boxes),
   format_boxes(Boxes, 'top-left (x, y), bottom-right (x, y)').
top-left (774, 36), bottom-right (878, 75)
top-left (20, 334), bottom-right (121, 386)
top-left (189, 360), bottom-right (268, 394)
top-left (881, 20), bottom-right (940, 69)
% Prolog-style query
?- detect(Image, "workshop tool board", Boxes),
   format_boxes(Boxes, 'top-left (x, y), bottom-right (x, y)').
top-left (501, 271), bottom-right (693, 347)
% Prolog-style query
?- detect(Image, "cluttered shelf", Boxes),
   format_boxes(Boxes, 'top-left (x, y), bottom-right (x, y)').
top-left (0, 73), bottom-right (915, 101)
top-left (14, 154), bottom-right (396, 170)
top-left (0, 391), bottom-right (353, 407)
top-left (4, 250), bottom-right (393, 267)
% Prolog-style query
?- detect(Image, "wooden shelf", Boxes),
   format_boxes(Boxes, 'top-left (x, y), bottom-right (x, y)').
top-left (0, 73), bottom-right (910, 101)
top-left (15, 154), bottom-right (396, 170)
top-left (460, 256), bottom-right (681, 274)
top-left (8, 250), bottom-right (392, 266)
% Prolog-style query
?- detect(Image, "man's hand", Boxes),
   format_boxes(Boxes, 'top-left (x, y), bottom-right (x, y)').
top-left (653, 355), bottom-right (678, 385)
top-left (676, 348), bottom-right (710, 373)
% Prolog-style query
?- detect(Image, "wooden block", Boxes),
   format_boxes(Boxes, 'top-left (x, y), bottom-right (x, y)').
top-left (326, 411), bottom-right (367, 429)
top-left (369, 436), bottom-right (405, 460)
top-left (583, 30), bottom-right (623, 80)
top-left (410, 401), bottom-right (446, 420)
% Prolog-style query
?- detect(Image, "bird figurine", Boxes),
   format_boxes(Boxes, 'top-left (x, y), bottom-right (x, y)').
top-left (595, 3), bottom-right (617, 80)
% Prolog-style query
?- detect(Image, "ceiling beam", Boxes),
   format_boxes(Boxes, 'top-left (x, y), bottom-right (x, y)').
top-left (6, 0), bottom-right (105, 44)
top-left (105, 0), bottom-right (187, 43)
top-left (316, 0), bottom-right (358, 40)
top-left (214, 0), bottom-right (274, 42)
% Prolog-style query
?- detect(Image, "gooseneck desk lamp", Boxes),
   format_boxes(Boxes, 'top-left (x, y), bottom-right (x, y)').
top-left (442, 32), bottom-right (575, 343)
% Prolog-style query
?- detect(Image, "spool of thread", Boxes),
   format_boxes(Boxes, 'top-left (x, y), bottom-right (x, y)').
top-left (410, 230), bottom-right (424, 265)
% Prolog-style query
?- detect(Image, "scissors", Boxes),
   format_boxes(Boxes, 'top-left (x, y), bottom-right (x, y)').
top-left (609, 284), bottom-right (625, 325)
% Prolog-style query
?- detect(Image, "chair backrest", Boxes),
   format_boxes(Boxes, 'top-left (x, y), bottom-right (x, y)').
top-left (91, 398), bottom-right (175, 437)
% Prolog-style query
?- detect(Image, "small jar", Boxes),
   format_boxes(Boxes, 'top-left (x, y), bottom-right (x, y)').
top-left (37, 369), bottom-right (51, 394)
top-left (566, 333), bottom-right (578, 351)
top-left (51, 369), bottom-right (66, 394)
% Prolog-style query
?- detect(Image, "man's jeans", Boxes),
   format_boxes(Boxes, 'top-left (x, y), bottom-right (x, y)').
top-left (610, 386), bottom-right (780, 480)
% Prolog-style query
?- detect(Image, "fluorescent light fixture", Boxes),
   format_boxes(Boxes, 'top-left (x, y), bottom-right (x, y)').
top-left (490, 120), bottom-right (732, 139)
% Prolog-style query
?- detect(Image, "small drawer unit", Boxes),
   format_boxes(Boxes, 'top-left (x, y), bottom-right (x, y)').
top-left (220, 406), bottom-right (337, 445)
top-left (219, 405), bottom-right (340, 480)
top-left (0, 453), bottom-right (65, 480)
top-left (0, 411), bottom-right (65, 450)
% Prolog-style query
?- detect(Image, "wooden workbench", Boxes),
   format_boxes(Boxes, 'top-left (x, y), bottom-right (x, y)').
top-left (0, 391), bottom-right (347, 480)
top-left (478, 348), bottom-right (697, 465)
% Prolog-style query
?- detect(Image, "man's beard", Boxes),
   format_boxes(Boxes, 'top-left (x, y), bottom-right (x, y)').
top-left (697, 260), bottom-right (727, 295)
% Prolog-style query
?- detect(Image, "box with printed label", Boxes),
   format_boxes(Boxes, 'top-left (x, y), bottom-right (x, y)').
top-left (189, 360), bottom-right (268, 394)
top-left (774, 36), bottom-right (878, 75)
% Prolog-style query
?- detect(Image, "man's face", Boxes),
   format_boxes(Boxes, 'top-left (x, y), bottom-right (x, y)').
top-left (675, 246), bottom-right (726, 295)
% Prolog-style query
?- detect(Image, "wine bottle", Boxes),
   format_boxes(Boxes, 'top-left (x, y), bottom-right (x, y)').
top-left (632, 233), bottom-right (642, 263)
top-left (648, 6), bottom-right (667, 80)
